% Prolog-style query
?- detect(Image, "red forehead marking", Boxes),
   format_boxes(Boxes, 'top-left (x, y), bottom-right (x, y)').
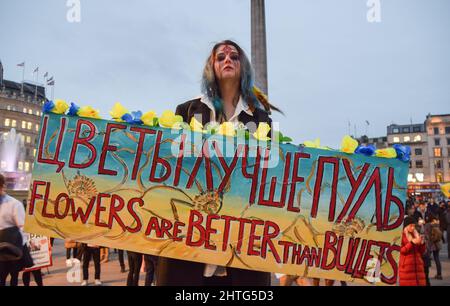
top-left (222, 45), bottom-right (235, 55)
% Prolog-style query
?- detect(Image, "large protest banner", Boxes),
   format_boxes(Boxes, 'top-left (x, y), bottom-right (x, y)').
top-left (24, 113), bottom-right (408, 285)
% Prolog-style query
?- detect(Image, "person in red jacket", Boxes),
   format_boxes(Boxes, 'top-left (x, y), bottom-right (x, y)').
top-left (399, 216), bottom-right (427, 286)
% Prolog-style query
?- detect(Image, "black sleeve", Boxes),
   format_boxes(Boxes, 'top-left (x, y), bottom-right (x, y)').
top-left (175, 102), bottom-right (189, 123)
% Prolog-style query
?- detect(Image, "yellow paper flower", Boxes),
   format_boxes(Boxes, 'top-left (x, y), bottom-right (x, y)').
top-left (190, 117), bottom-right (204, 133)
top-left (141, 111), bottom-right (157, 126)
top-left (52, 99), bottom-right (69, 114)
top-left (253, 122), bottom-right (271, 141)
top-left (375, 148), bottom-right (397, 158)
top-left (304, 138), bottom-right (321, 148)
top-left (217, 122), bottom-right (236, 137)
top-left (340, 135), bottom-right (358, 154)
top-left (159, 110), bottom-right (183, 128)
top-left (441, 183), bottom-right (450, 198)
top-left (109, 102), bottom-right (129, 122)
top-left (78, 106), bottom-right (101, 119)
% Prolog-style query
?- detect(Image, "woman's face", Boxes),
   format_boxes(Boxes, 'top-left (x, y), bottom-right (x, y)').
top-left (406, 224), bottom-right (415, 233)
top-left (213, 44), bottom-right (241, 82)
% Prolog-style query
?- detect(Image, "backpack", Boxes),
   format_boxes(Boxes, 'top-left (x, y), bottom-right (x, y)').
top-left (430, 226), bottom-right (442, 243)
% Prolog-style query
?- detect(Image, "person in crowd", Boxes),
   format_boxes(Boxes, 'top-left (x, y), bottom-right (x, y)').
top-left (425, 215), bottom-right (443, 280)
top-left (127, 251), bottom-right (143, 286)
top-left (0, 173), bottom-right (33, 286)
top-left (446, 205), bottom-right (450, 259)
top-left (117, 249), bottom-right (126, 273)
top-left (65, 239), bottom-right (78, 266)
top-left (399, 216), bottom-right (426, 286)
top-left (278, 274), bottom-right (310, 286)
top-left (81, 243), bottom-right (101, 286)
top-left (22, 269), bottom-right (43, 286)
top-left (438, 201), bottom-right (447, 243)
top-left (428, 198), bottom-right (439, 216)
top-left (311, 278), bottom-right (336, 286)
top-left (417, 214), bottom-right (431, 285)
top-left (157, 39), bottom-right (280, 286)
top-left (144, 254), bottom-right (158, 286)
top-left (413, 202), bottom-right (431, 224)
top-left (100, 247), bottom-right (109, 263)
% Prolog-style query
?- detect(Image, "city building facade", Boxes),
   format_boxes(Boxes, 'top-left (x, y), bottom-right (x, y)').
top-left (0, 60), bottom-right (45, 185)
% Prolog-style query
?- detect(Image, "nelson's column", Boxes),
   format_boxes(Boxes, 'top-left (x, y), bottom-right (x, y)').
top-left (251, 0), bottom-right (268, 95)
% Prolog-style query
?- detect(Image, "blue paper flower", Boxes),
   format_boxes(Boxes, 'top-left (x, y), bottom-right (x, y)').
top-left (43, 101), bottom-right (55, 113)
top-left (393, 144), bottom-right (411, 162)
top-left (121, 111), bottom-right (143, 125)
top-left (68, 102), bottom-right (80, 116)
top-left (355, 144), bottom-right (376, 156)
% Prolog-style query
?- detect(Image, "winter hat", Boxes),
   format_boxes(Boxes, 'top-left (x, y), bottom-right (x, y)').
top-left (403, 216), bottom-right (416, 228)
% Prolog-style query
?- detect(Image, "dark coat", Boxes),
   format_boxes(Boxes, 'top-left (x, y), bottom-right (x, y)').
top-left (0, 226), bottom-right (23, 261)
top-left (155, 98), bottom-right (272, 286)
top-left (175, 98), bottom-right (273, 134)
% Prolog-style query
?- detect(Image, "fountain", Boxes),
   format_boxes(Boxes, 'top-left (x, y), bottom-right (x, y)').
top-left (0, 128), bottom-right (31, 190)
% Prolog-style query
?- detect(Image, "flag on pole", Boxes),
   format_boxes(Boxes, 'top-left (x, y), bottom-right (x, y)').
top-left (17, 62), bottom-right (25, 67)
top-left (365, 120), bottom-right (370, 126)
top-left (47, 76), bottom-right (54, 83)
top-left (44, 72), bottom-right (48, 78)
top-left (33, 67), bottom-right (39, 73)
top-left (47, 80), bottom-right (55, 86)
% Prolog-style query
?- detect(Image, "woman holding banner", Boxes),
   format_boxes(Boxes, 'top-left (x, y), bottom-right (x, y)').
top-left (156, 40), bottom-right (281, 286)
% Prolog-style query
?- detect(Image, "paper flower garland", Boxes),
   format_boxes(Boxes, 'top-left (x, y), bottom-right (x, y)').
top-left (41, 100), bottom-right (411, 162)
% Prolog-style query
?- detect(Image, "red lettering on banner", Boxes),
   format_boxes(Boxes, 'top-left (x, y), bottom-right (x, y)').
top-left (94, 193), bottom-right (110, 228)
top-left (287, 152), bottom-right (310, 213)
top-left (37, 116), bottom-right (66, 172)
top-left (321, 231), bottom-right (338, 270)
top-left (381, 245), bottom-right (400, 285)
top-left (247, 219), bottom-right (264, 256)
top-left (71, 196), bottom-right (96, 224)
top-left (311, 157), bottom-right (339, 221)
top-left (347, 168), bottom-right (383, 230)
top-left (69, 119), bottom-right (97, 169)
top-left (144, 217), bottom-right (162, 237)
top-left (98, 123), bottom-right (126, 176)
top-left (383, 167), bottom-right (405, 230)
top-left (149, 131), bottom-right (172, 183)
top-left (336, 161), bottom-right (370, 223)
top-left (130, 127), bottom-right (157, 180)
top-left (173, 134), bottom-right (186, 187)
top-left (172, 221), bottom-right (185, 242)
top-left (241, 146), bottom-right (262, 205)
top-left (108, 194), bottom-right (126, 231)
top-left (258, 150), bottom-right (290, 208)
top-left (204, 214), bottom-right (220, 250)
top-left (261, 221), bottom-right (281, 263)
top-left (236, 217), bottom-right (253, 254)
top-left (41, 181), bottom-right (54, 219)
top-left (221, 215), bottom-right (238, 251)
top-left (213, 142), bottom-right (243, 193)
top-left (29, 181), bottom-right (48, 215)
top-left (126, 198), bottom-right (144, 233)
top-left (186, 141), bottom-right (214, 191)
top-left (278, 241), bottom-right (295, 264)
top-left (160, 219), bottom-right (174, 239)
top-left (54, 193), bottom-right (71, 219)
top-left (186, 210), bottom-right (205, 247)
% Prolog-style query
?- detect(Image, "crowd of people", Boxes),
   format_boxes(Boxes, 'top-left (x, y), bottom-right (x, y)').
top-left (399, 198), bottom-right (450, 286)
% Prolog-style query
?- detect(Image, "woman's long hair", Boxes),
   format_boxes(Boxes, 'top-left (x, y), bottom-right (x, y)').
top-left (201, 40), bottom-right (282, 121)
